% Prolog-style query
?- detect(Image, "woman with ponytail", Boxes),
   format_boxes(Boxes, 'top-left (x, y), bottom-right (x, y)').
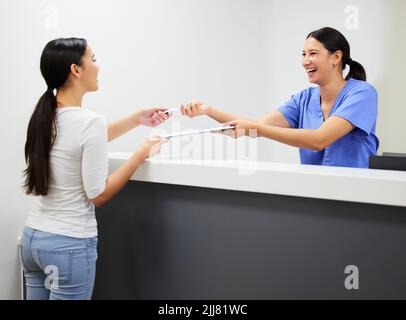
top-left (21, 38), bottom-right (169, 299)
top-left (180, 27), bottom-right (379, 168)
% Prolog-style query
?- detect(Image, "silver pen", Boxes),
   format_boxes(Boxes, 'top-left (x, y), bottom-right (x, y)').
top-left (163, 107), bottom-right (181, 114)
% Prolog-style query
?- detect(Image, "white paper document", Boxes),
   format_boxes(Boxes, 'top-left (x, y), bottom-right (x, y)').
top-left (161, 125), bottom-right (236, 138)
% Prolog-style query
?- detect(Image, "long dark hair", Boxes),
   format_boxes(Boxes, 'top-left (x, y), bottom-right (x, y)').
top-left (23, 38), bottom-right (87, 196)
top-left (307, 27), bottom-right (366, 81)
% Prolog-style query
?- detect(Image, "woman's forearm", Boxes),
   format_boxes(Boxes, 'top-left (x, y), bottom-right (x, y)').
top-left (257, 124), bottom-right (323, 151)
top-left (206, 106), bottom-right (247, 124)
top-left (108, 111), bottom-right (140, 142)
top-left (91, 152), bottom-right (145, 207)
top-left (255, 116), bottom-right (354, 151)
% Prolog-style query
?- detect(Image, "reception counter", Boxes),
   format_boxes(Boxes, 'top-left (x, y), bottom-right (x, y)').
top-left (93, 153), bottom-right (406, 299)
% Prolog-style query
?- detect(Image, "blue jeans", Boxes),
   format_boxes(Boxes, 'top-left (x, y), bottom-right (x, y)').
top-left (19, 226), bottom-right (98, 300)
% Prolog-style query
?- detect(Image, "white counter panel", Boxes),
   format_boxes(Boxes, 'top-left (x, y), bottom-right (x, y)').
top-left (109, 153), bottom-right (406, 207)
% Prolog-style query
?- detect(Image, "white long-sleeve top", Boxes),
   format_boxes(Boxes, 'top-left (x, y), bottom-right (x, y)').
top-left (26, 107), bottom-right (108, 238)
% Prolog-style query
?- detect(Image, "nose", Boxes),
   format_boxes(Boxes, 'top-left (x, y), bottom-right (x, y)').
top-left (302, 56), bottom-right (310, 67)
top-left (303, 60), bottom-right (313, 69)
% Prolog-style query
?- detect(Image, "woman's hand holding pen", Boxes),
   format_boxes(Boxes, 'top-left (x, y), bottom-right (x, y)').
top-left (180, 100), bottom-right (209, 118)
top-left (179, 100), bottom-right (243, 124)
top-left (107, 107), bottom-right (170, 142)
top-left (137, 107), bottom-right (170, 127)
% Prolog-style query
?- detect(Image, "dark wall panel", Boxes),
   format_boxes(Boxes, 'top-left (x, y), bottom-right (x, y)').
top-left (93, 181), bottom-right (406, 299)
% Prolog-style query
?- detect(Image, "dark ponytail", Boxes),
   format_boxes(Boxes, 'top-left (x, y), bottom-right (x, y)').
top-left (307, 27), bottom-right (366, 81)
top-left (346, 59), bottom-right (366, 81)
top-left (24, 38), bottom-right (87, 196)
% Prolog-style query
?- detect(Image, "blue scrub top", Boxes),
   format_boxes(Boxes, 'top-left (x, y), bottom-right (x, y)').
top-left (277, 78), bottom-right (379, 168)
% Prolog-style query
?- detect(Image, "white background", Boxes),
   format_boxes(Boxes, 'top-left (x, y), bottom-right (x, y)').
top-left (0, 0), bottom-right (405, 299)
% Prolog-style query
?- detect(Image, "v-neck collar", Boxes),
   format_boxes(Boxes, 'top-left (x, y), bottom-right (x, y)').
top-left (316, 78), bottom-right (353, 122)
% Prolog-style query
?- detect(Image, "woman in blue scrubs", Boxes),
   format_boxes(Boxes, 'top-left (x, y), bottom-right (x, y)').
top-left (181, 27), bottom-right (379, 168)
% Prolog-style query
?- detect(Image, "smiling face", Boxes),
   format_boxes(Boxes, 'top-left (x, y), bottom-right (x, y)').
top-left (77, 46), bottom-right (99, 92)
top-left (302, 37), bottom-right (343, 86)
top-left (65, 45), bottom-right (99, 93)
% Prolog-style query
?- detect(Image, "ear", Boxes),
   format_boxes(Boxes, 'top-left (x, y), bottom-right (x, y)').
top-left (70, 64), bottom-right (81, 79)
top-left (333, 50), bottom-right (343, 65)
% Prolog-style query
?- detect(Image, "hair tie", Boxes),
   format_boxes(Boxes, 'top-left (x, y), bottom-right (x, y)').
top-left (46, 87), bottom-right (56, 95)
top-left (348, 58), bottom-right (353, 65)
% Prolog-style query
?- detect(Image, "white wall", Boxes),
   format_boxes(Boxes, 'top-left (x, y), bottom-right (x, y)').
top-left (1, 0), bottom-right (405, 299)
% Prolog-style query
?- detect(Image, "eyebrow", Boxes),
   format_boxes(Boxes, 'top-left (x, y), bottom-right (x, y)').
top-left (302, 49), bottom-right (319, 53)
